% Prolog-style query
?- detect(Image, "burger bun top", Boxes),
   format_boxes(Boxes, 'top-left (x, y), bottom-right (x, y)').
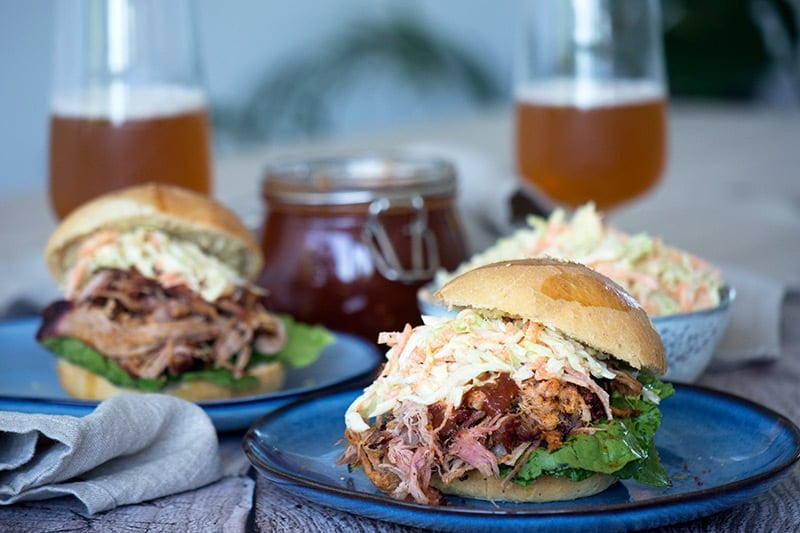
top-left (45, 183), bottom-right (262, 285)
top-left (434, 258), bottom-right (666, 374)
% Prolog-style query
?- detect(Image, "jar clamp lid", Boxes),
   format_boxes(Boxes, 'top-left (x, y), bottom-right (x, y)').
top-left (262, 154), bottom-right (458, 282)
top-left (262, 153), bottom-right (457, 204)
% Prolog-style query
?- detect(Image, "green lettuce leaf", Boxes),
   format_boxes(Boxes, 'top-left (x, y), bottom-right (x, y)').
top-left (638, 372), bottom-right (675, 402)
top-left (513, 374), bottom-right (674, 488)
top-left (41, 336), bottom-right (167, 391)
top-left (40, 315), bottom-right (334, 392)
top-left (270, 314), bottom-right (334, 368)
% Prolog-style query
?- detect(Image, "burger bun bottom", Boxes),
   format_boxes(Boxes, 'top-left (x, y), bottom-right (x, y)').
top-left (431, 469), bottom-right (617, 502)
top-left (56, 359), bottom-right (286, 402)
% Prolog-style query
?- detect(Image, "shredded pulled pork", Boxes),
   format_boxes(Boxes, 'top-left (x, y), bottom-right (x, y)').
top-left (37, 268), bottom-right (286, 380)
top-left (339, 370), bottom-right (626, 505)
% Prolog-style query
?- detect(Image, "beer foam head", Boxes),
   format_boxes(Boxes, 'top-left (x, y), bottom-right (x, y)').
top-left (515, 78), bottom-right (664, 109)
top-left (52, 84), bottom-right (206, 122)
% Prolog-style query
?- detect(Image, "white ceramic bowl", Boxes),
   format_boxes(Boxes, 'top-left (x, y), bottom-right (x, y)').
top-left (416, 283), bottom-right (734, 384)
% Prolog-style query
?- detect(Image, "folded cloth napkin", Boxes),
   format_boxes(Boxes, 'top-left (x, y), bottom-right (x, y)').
top-left (713, 265), bottom-right (785, 364)
top-left (0, 393), bottom-right (223, 515)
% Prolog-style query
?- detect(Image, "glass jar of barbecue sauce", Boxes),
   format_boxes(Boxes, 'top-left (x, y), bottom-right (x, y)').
top-left (257, 154), bottom-right (469, 342)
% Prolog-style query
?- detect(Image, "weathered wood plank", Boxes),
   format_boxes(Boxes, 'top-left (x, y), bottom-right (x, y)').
top-left (0, 476), bottom-right (253, 533)
top-left (253, 478), bottom-right (424, 532)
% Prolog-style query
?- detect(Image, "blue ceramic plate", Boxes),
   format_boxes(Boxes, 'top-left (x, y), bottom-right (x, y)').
top-left (0, 317), bottom-right (382, 431)
top-left (244, 386), bottom-right (800, 532)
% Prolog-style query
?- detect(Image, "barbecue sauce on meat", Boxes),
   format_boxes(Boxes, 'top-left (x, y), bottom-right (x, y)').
top-left (427, 372), bottom-right (609, 451)
top-left (428, 373), bottom-right (520, 444)
top-left (465, 373), bottom-right (519, 417)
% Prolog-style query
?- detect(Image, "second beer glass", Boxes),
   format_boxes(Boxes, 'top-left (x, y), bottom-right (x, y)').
top-left (515, 0), bottom-right (667, 211)
top-left (48, 0), bottom-right (212, 219)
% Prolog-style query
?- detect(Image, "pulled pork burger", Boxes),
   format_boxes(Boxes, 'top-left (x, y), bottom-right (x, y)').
top-left (341, 258), bottom-right (673, 504)
top-left (37, 183), bottom-right (332, 401)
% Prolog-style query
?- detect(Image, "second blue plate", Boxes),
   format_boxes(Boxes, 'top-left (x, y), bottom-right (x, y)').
top-left (244, 385), bottom-right (800, 532)
top-left (0, 317), bottom-right (382, 431)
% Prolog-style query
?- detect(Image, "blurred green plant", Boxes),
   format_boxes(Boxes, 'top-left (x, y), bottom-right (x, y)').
top-left (212, 10), bottom-right (503, 144)
top-left (662, 0), bottom-right (799, 100)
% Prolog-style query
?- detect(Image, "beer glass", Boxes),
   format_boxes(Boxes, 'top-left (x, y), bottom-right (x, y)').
top-left (48, 0), bottom-right (212, 219)
top-left (514, 0), bottom-right (667, 211)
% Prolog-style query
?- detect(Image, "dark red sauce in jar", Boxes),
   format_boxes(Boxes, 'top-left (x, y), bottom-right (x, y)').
top-left (257, 155), bottom-right (469, 342)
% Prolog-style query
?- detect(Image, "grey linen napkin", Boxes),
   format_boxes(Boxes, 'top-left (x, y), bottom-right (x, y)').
top-left (713, 264), bottom-right (785, 364)
top-left (0, 393), bottom-right (223, 515)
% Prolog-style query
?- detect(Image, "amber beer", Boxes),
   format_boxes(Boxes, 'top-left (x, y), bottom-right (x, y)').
top-left (515, 79), bottom-right (666, 210)
top-left (48, 86), bottom-right (212, 219)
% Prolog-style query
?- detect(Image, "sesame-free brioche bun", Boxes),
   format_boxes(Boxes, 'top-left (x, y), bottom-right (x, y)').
top-left (56, 359), bottom-right (286, 402)
top-left (44, 183), bottom-right (262, 287)
top-left (434, 258), bottom-right (666, 375)
top-left (432, 470), bottom-right (617, 503)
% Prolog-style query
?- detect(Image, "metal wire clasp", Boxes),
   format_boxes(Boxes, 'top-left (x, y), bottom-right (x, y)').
top-left (362, 195), bottom-right (440, 282)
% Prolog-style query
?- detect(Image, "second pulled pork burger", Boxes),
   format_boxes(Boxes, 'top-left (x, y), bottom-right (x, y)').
top-left (341, 258), bottom-right (673, 504)
top-left (37, 183), bottom-right (331, 401)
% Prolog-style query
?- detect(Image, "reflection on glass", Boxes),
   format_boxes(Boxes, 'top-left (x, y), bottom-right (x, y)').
top-left (48, 0), bottom-right (212, 219)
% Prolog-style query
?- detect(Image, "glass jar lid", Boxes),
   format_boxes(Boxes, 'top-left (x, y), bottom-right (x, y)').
top-left (261, 153), bottom-right (457, 205)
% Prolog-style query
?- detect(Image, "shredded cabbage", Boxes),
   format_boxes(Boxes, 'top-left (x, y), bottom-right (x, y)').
top-left (66, 228), bottom-right (243, 302)
top-left (345, 309), bottom-right (616, 432)
top-left (435, 203), bottom-right (722, 316)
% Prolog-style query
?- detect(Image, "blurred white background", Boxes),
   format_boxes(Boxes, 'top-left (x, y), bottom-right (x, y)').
top-left (0, 0), bottom-right (516, 195)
